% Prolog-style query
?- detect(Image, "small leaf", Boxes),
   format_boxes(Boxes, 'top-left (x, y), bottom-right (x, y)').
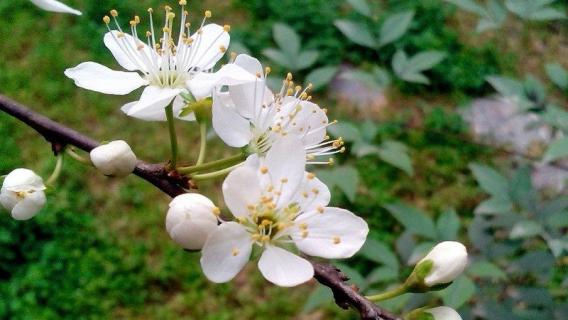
top-left (486, 75), bottom-right (524, 98)
top-left (296, 50), bottom-right (319, 70)
top-left (407, 51), bottom-right (447, 72)
top-left (346, 0), bottom-right (373, 17)
top-left (436, 208), bottom-right (460, 240)
top-left (543, 136), bottom-right (568, 162)
top-left (444, 0), bottom-right (486, 15)
top-left (384, 203), bottom-right (437, 239)
top-left (262, 48), bottom-right (294, 69)
top-left (273, 23), bottom-right (300, 55)
top-left (441, 276), bottom-right (476, 308)
top-left (328, 121), bottom-right (361, 142)
top-left (545, 63), bottom-right (568, 90)
top-left (510, 220), bottom-right (544, 239)
top-left (302, 286), bottom-right (332, 313)
top-left (377, 142), bottom-right (413, 175)
top-left (469, 163), bottom-right (510, 197)
top-left (474, 196), bottom-right (513, 215)
top-left (334, 20), bottom-right (377, 48)
top-left (392, 50), bottom-right (446, 84)
top-left (378, 11), bottom-right (415, 47)
top-left (305, 65), bottom-right (338, 91)
top-left (467, 261), bottom-right (507, 280)
top-left (366, 266), bottom-right (399, 284)
top-left (315, 166), bottom-right (359, 202)
top-left (359, 238), bottom-right (400, 271)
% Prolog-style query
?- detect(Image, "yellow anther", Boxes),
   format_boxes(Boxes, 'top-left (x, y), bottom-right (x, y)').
top-left (223, 24), bottom-right (231, 32)
top-left (294, 85), bottom-right (302, 92)
top-left (265, 67), bottom-right (271, 74)
top-left (317, 206), bottom-right (324, 213)
top-left (247, 204), bottom-right (255, 211)
top-left (168, 12), bottom-right (176, 20)
top-left (260, 166), bottom-right (268, 174)
top-left (147, 8), bottom-right (153, 13)
top-left (286, 73), bottom-right (293, 81)
top-left (301, 230), bottom-right (309, 238)
top-left (328, 158), bottom-right (335, 165)
top-left (163, 27), bottom-right (171, 33)
top-left (312, 188), bottom-right (319, 194)
top-left (333, 236), bottom-right (341, 244)
top-left (179, 0), bottom-right (187, 5)
top-left (307, 83), bottom-right (313, 89)
top-left (286, 88), bottom-right (294, 96)
top-left (134, 15), bottom-right (140, 24)
top-left (130, 20), bottom-right (137, 26)
top-left (255, 72), bottom-right (262, 78)
top-left (299, 223), bottom-right (308, 230)
top-left (261, 235), bottom-right (270, 242)
top-left (185, 22), bottom-right (191, 28)
top-left (307, 172), bottom-right (315, 180)
top-left (205, 10), bottom-right (212, 18)
top-left (322, 108), bottom-right (328, 114)
top-left (340, 147), bottom-right (346, 153)
top-left (300, 92), bottom-right (308, 99)
top-left (251, 234), bottom-right (262, 241)
top-left (137, 44), bottom-right (145, 50)
top-left (103, 16), bottom-right (111, 24)
top-left (110, 9), bottom-right (118, 17)
top-left (219, 45), bottom-right (227, 53)
top-left (212, 207), bottom-right (221, 216)
top-left (281, 178), bottom-right (288, 183)
top-left (302, 192), bottom-right (309, 198)
top-left (230, 52), bottom-right (237, 61)
top-left (232, 247), bottom-right (240, 256)
top-left (261, 219), bottom-right (272, 226)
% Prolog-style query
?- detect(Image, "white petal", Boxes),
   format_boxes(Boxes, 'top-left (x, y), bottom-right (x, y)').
top-left (200, 222), bottom-right (252, 283)
top-left (188, 24), bottom-right (230, 70)
top-left (104, 31), bottom-right (152, 72)
top-left (123, 86), bottom-right (181, 119)
top-left (258, 245), bottom-right (314, 287)
top-left (291, 173), bottom-right (331, 212)
top-left (426, 307), bottom-right (463, 320)
top-left (277, 100), bottom-right (328, 147)
top-left (212, 92), bottom-right (252, 148)
top-left (11, 191), bottom-right (46, 220)
top-left (122, 95), bottom-right (195, 122)
top-left (234, 54), bottom-right (263, 75)
top-left (3, 169), bottom-right (45, 192)
top-left (292, 207), bottom-right (369, 259)
top-left (64, 62), bottom-right (147, 95)
top-left (222, 166), bottom-right (261, 218)
top-left (263, 135), bottom-right (306, 207)
top-left (188, 64), bottom-right (258, 100)
top-left (30, 0), bottom-right (81, 15)
top-left (229, 80), bottom-right (267, 120)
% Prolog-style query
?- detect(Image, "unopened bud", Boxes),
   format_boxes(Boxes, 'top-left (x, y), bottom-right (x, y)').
top-left (90, 140), bottom-right (137, 177)
top-left (0, 168), bottom-right (46, 220)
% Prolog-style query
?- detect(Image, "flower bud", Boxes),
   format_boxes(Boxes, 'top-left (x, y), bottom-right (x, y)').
top-left (425, 307), bottom-right (462, 320)
top-left (0, 169), bottom-right (46, 220)
top-left (90, 140), bottom-right (137, 177)
top-left (416, 241), bottom-right (468, 287)
top-left (166, 193), bottom-right (219, 250)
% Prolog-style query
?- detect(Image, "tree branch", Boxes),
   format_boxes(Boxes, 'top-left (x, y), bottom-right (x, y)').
top-left (0, 94), bottom-right (400, 320)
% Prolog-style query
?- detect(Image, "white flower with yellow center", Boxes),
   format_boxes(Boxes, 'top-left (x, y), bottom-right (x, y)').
top-left (189, 54), bottom-right (344, 164)
top-left (31, 0), bottom-right (81, 15)
top-left (200, 136), bottom-right (368, 287)
top-left (65, 3), bottom-right (232, 121)
top-left (0, 169), bottom-right (46, 220)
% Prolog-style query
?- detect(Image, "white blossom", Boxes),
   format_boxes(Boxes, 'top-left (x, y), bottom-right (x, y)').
top-left (200, 136), bottom-right (368, 287)
top-left (425, 306), bottom-right (463, 320)
top-left (65, 4), bottom-right (233, 121)
top-left (166, 193), bottom-right (220, 250)
top-left (418, 241), bottom-right (468, 286)
top-left (90, 140), bottom-right (137, 177)
top-left (30, 0), bottom-right (81, 15)
top-left (0, 169), bottom-right (46, 220)
top-left (189, 54), bottom-right (344, 164)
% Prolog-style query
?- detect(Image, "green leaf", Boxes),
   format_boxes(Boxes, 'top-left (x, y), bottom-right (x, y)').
top-left (328, 121), bottom-right (361, 142)
top-left (486, 75), bottom-right (524, 98)
top-left (408, 51), bottom-right (447, 72)
top-left (359, 238), bottom-right (400, 271)
top-left (441, 276), bottom-right (476, 308)
top-left (545, 63), bottom-right (568, 90)
top-left (543, 136), bottom-right (568, 162)
top-left (509, 165), bottom-right (536, 211)
top-left (346, 0), bottom-right (373, 17)
top-left (262, 48), bottom-right (294, 69)
top-left (378, 11), bottom-right (414, 47)
top-left (530, 7), bottom-right (567, 21)
top-left (334, 20), bottom-right (377, 48)
top-left (436, 208), bottom-right (460, 240)
top-left (474, 196), bottom-right (513, 215)
top-left (476, 0), bottom-right (507, 32)
top-left (467, 261), bottom-right (507, 280)
top-left (377, 141), bottom-right (413, 175)
top-left (444, 0), bottom-right (486, 15)
top-left (510, 220), bottom-right (544, 239)
top-left (469, 163), bottom-right (510, 197)
top-left (315, 166), bottom-right (359, 202)
top-left (297, 50), bottom-right (319, 70)
top-left (366, 266), bottom-right (399, 284)
top-left (392, 50), bottom-right (446, 84)
top-left (273, 23), bottom-right (300, 55)
top-left (547, 238), bottom-right (568, 257)
top-left (384, 203), bottom-right (437, 239)
top-left (302, 286), bottom-right (333, 313)
top-left (305, 66), bottom-right (338, 91)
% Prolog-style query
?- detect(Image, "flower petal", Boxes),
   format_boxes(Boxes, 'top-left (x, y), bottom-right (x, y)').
top-left (123, 86), bottom-right (181, 119)
top-left (104, 31), bottom-right (152, 72)
top-left (65, 62), bottom-right (147, 95)
top-left (212, 92), bottom-right (252, 147)
top-left (11, 191), bottom-right (46, 221)
top-left (234, 54), bottom-right (263, 75)
top-left (222, 166), bottom-right (261, 218)
top-left (262, 135), bottom-right (306, 208)
top-left (30, 0), bottom-right (81, 15)
top-left (200, 222), bottom-right (252, 283)
top-left (291, 173), bottom-right (331, 212)
top-left (187, 24), bottom-right (230, 70)
top-left (122, 95), bottom-right (195, 122)
top-left (277, 100), bottom-right (328, 147)
top-left (258, 245), bottom-right (314, 287)
top-left (188, 64), bottom-right (258, 100)
top-left (292, 207), bottom-right (369, 259)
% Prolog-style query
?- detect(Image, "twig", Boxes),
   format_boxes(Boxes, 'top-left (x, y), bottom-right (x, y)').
top-left (0, 94), bottom-right (399, 320)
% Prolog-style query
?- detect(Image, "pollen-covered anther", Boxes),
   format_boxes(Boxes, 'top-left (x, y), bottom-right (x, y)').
top-left (260, 166), bottom-right (268, 174)
top-left (299, 223), bottom-right (308, 230)
top-left (333, 236), bottom-right (341, 244)
top-left (286, 73), bottom-right (293, 81)
top-left (286, 88), bottom-right (294, 96)
top-left (256, 72), bottom-right (262, 78)
top-left (219, 45), bottom-right (227, 53)
top-left (302, 192), bottom-right (309, 198)
top-left (265, 67), bottom-right (271, 75)
top-left (280, 178), bottom-right (288, 183)
top-left (212, 207), bottom-right (221, 216)
top-left (223, 24), bottom-right (231, 32)
top-left (134, 15), bottom-right (141, 24)
top-left (328, 158), bottom-right (335, 165)
top-left (103, 16), bottom-right (111, 24)
top-left (301, 230), bottom-right (309, 238)
top-left (205, 10), bottom-right (212, 18)
top-left (261, 235), bottom-right (270, 242)
top-left (307, 172), bottom-right (315, 180)
top-left (179, 0), bottom-right (187, 5)
top-left (317, 206), bottom-right (324, 213)
top-left (312, 188), bottom-right (319, 195)
top-left (231, 247), bottom-right (240, 256)
top-left (110, 9), bottom-right (118, 17)
top-left (147, 8), bottom-right (153, 13)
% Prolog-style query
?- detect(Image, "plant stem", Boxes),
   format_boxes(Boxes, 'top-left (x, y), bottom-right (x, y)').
top-left (165, 104), bottom-right (178, 169)
top-left (46, 154), bottom-right (64, 186)
top-left (196, 122), bottom-right (207, 166)
top-left (177, 153), bottom-right (246, 174)
top-left (365, 284), bottom-right (408, 302)
top-left (66, 148), bottom-right (92, 165)
top-left (191, 163), bottom-right (243, 181)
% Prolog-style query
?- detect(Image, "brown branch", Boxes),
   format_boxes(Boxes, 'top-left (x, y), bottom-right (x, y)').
top-left (0, 94), bottom-right (400, 320)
